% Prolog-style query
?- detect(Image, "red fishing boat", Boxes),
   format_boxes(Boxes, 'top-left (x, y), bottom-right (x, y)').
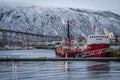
top-left (55, 17), bottom-right (111, 57)
top-left (82, 35), bottom-right (110, 57)
top-left (82, 17), bottom-right (110, 57)
top-left (55, 20), bottom-right (81, 57)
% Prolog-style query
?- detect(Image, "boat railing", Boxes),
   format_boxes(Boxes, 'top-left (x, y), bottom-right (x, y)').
top-left (63, 46), bottom-right (79, 50)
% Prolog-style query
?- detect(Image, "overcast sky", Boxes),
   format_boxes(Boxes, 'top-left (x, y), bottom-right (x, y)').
top-left (0, 0), bottom-right (120, 15)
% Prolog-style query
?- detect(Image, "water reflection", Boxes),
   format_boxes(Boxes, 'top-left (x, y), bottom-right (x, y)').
top-left (12, 62), bottom-right (18, 80)
top-left (0, 61), bottom-right (120, 80)
top-left (87, 62), bottom-right (110, 78)
top-left (58, 61), bottom-right (86, 73)
top-left (58, 61), bottom-right (70, 72)
top-left (58, 61), bottom-right (111, 80)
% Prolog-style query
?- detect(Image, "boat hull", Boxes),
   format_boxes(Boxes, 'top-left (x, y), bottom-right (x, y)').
top-left (83, 43), bottom-right (110, 57)
top-left (55, 46), bottom-right (81, 57)
top-left (55, 52), bottom-right (80, 57)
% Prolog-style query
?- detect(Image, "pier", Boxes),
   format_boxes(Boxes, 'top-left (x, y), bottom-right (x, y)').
top-left (0, 57), bottom-right (120, 61)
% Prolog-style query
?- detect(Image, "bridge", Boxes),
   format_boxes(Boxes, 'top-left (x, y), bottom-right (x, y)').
top-left (0, 28), bottom-right (62, 48)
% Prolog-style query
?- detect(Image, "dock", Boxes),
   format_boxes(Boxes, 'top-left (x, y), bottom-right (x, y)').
top-left (0, 57), bottom-right (120, 61)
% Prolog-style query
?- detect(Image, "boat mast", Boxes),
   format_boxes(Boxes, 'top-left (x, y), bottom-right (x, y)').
top-left (67, 20), bottom-right (70, 40)
top-left (94, 13), bottom-right (99, 35)
top-left (66, 20), bottom-right (71, 46)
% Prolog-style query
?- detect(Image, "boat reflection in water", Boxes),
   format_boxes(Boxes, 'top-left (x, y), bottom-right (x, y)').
top-left (58, 61), bottom-right (70, 73)
top-left (86, 62), bottom-right (110, 78)
top-left (12, 62), bottom-right (18, 80)
top-left (1, 61), bottom-right (120, 80)
top-left (58, 61), bottom-right (110, 80)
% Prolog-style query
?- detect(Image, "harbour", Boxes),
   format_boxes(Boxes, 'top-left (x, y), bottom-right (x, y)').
top-left (0, 49), bottom-right (120, 80)
top-left (0, 0), bottom-right (120, 80)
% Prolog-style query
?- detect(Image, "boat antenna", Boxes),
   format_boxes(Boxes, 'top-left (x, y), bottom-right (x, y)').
top-left (93, 17), bottom-right (96, 35)
top-left (93, 11), bottom-right (99, 35)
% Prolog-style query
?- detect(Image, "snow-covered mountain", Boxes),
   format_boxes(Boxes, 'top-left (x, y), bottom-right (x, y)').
top-left (0, 5), bottom-right (120, 38)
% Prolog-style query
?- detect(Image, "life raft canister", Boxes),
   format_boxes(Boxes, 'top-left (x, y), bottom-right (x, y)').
top-left (56, 46), bottom-right (62, 52)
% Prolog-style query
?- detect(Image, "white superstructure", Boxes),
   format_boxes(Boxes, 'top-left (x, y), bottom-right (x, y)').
top-left (87, 35), bottom-right (110, 45)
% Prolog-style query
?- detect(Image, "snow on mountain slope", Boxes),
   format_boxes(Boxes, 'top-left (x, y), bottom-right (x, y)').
top-left (0, 5), bottom-right (120, 38)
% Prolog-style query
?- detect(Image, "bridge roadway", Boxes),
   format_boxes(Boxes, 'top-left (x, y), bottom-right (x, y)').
top-left (0, 28), bottom-right (62, 47)
top-left (0, 28), bottom-right (61, 39)
top-left (0, 57), bottom-right (120, 61)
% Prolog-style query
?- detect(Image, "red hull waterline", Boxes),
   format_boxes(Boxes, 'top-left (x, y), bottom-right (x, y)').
top-left (55, 46), bottom-right (82, 57)
top-left (82, 43), bottom-right (110, 57)
top-left (55, 43), bottom-right (110, 58)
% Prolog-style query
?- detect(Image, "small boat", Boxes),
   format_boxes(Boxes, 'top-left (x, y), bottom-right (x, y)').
top-left (25, 46), bottom-right (36, 50)
top-left (82, 17), bottom-right (110, 57)
top-left (55, 20), bottom-right (81, 57)
top-left (3, 45), bottom-right (24, 50)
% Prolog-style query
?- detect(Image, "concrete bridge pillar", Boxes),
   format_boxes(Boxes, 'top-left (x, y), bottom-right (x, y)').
top-left (2, 31), bottom-right (7, 47)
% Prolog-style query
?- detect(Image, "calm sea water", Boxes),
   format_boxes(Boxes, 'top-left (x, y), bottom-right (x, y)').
top-left (0, 49), bottom-right (120, 80)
